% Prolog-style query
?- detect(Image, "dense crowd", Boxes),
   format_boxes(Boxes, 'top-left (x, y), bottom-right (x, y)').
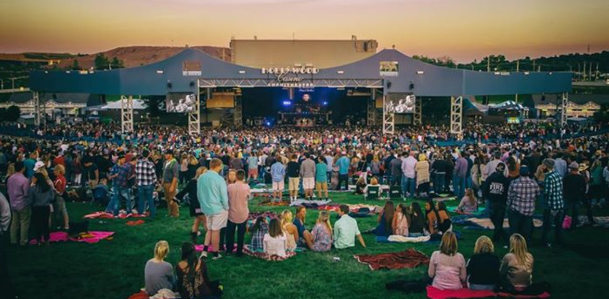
top-left (1, 121), bottom-right (609, 298)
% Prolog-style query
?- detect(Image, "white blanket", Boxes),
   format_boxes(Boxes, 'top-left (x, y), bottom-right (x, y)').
top-left (387, 235), bottom-right (431, 243)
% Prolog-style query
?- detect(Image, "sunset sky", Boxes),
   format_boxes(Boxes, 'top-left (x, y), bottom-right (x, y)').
top-left (0, 0), bottom-right (608, 62)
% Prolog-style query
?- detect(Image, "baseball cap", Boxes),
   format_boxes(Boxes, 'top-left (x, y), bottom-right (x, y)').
top-left (33, 161), bottom-right (45, 172)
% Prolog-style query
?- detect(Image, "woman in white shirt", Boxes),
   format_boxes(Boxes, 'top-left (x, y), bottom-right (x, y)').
top-left (263, 218), bottom-right (287, 258)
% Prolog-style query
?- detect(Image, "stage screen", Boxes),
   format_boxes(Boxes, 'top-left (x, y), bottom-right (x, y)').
top-left (166, 93), bottom-right (197, 113)
top-left (385, 93), bottom-right (416, 114)
top-left (208, 92), bottom-right (235, 108)
top-left (379, 61), bottom-right (399, 77)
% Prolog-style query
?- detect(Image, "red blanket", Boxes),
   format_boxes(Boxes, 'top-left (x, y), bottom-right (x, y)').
top-left (83, 211), bottom-right (147, 219)
top-left (354, 248), bottom-right (429, 270)
top-left (29, 231), bottom-right (114, 245)
top-left (426, 286), bottom-right (551, 299)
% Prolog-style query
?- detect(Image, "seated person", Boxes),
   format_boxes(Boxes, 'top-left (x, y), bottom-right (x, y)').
top-left (293, 206), bottom-right (314, 247)
top-left (355, 177), bottom-right (367, 194)
top-left (408, 202), bottom-right (426, 237)
top-left (94, 178), bottom-right (110, 206)
top-left (249, 216), bottom-right (268, 252)
top-left (333, 205), bottom-right (366, 249)
top-left (428, 231), bottom-right (466, 290)
top-left (425, 201), bottom-right (452, 235)
top-left (375, 201), bottom-right (395, 237)
top-left (280, 210), bottom-right (298, 251)
top-left (467, 236), bottom-right (500, 290)
top-left (308, 211), bottom-right (333, 252)
top-left (363, 177), bottom-right (382, 198)
top-left (392, 203), bottom-right (410, 237)
top-left (500, 234), bottom-right (534, 292)
top-left (145, 241), bottom-right (175, 296)
top-left (263, 218), bottom-right (288, 258)
top-left (176, 242), bottom-right (222, 299)
top-left (457, 188), bottom-right (478, 214)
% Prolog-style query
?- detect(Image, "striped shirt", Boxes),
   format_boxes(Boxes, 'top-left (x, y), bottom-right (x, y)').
top-left (136, 158), bottom-right (157, 186)
top-left (507, 176), bottom-right (540, 216)
top-left (544, 171), bottom-right (564, 211)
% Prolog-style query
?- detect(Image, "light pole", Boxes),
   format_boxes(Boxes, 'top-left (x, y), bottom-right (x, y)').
top-left (0, 79), bottom-right (3, 89)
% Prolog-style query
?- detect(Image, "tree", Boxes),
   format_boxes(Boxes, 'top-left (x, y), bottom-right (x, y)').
top-left (5, 105), bottom-right (21, 122)
top-left (94, 54), bottom-right (110, 70)
top-left (111, 57), bottom-right (124, 69)
top-left (72, 59), bottom-right (80, 70)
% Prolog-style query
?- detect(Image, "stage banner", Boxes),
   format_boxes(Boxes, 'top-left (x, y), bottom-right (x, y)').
top-left (166, 93), bottom-right (197, 113)
top-left (385, 93), bottom-right (416, 114)
top-left (379, 61), bottom-right (399, 77)
top-left (208, 92), bottom-right (235, 108)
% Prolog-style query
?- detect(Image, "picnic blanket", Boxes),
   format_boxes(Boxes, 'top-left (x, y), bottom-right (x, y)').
top-left (126, 220), bottom-right (145, 226)
top-left (290, 199), bottom-right (332, 207)
top-left (29, 231), bottom-right (114, 245)
top-left (577, 216), bottom-right (609, 228)
top-left (466, 218), bottom-right (543, 230)
top-left (432, 196), bottom-right (457, 202)
top-left (447, 206), bottom-right (486, 216)
top-left (376, 235), bottom-right (431, 243)
top-left (248, 211), bottom-right (278, 221)
top-left (195, 244), bottom-right (296, 261)
top-left (83, 211), bottom-right (146, 219)
top-left (426, 286), bottom-right (551, 299)
top-left (258, 199), bottom-right (290, 206)
top-left (354, 248), bottom-right (429, 271)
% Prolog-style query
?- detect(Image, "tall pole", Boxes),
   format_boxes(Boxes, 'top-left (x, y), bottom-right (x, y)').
top-left (487, 56), bottom-right (490, 72)
top-left (583, 62), bottom-right (586, 81)
top-left (515, 60), bottom-right (520, 103)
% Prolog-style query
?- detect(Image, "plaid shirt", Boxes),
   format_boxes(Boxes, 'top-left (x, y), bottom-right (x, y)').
top-left (114, 163), bottom-right (131, 188)
top-left (544, 170), bottom-right (564, 211)
top-left (507, 176), bottom-right (540, 216)
top-left (136, 158), bottom-right (157, 186)
top-left (250, 222), bottom-right (268, 252)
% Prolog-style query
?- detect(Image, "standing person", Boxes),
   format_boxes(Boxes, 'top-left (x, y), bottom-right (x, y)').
top-left (176, 167), bottom-right (208, 244)
top-left (370, 155), bottom-right (382, 184)
top-left (415, 153), bottom-right (430, 197)
top-left (333, 205), bottom-right (366, 249)
top-left (107, 155), bottom-right (132, 217)
top-left (197, 158), bottom-right (229, 260)
top-left (52, 165), bottom-right (69, 230)
top-left (180, 153), bottom-right (189, 186)
top-left (431, 154), bottom-right (448, 194)
top-left (540, 158), bottom-right (565, 247)
top-left (29, 173), bottom-right (55, 246)
top-left (428, 231), bottom-right (467, 290)
top-left (247, 151), bottom-right (259, 183)
top-left (554, 152), bottom-right (567, 178)
top-left (563, 162), bottom-right (588, 229)
top-left (389, 152), bottom-right (403, 186)
top-left (162, 150), bottom-right (180, 218)
top-left (453, 152), bottom-right (468, 200)
top-left (136, 150), bottom-right (157, 218)
top-left (336, 151), bottom-right (350, 191)
top-left (0, 191), bottom-right (15, 298)
top-left (401, 151), bottom-right (417, 198)
top-left (8, 162), bottom-right (31, 246)
top-left (226, 170), bottom-right (251, 257)
top-left (315, 156), bottom-right (329, 201)
top-left (300, 153), bottom-right (316, 201)
top-left (483, 162), bottom-right (509, 243)
top-left (506, 166), bottom-right (539, 243)
top-left (287, 154), bottom-right (301, 202)
top-left (270, 156), bottom-right (285, 202)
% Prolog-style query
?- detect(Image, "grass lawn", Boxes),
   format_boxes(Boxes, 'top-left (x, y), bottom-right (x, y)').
top-left (6, 192), bottom-right (609, 299)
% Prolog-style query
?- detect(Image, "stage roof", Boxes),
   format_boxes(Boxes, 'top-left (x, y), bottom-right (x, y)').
top-left (30, 48), bottom-right (572, 97)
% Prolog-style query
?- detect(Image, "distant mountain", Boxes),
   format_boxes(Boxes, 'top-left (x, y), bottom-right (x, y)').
top-left (51, 46), bottom-right (231, 69)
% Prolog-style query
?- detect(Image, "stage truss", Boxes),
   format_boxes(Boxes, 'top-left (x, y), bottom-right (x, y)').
top-left (120, 95), bottom-right (134, 133)
top-left (188, 80), bottom-right (201, 135)
top-left (382, 95), bottom-right (395, 135)
top-left (450, 96), bottom-right (463, 136)
top-left (197, 78), bottom-right (383, 89)
top-left (560, 92), bottom-right (568, 130)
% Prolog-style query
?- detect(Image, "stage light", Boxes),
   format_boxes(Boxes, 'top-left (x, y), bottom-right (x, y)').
top-left (282, 101), bottom-right (292, 106)
top-left (156, 70), bottom-right (164, 74)
top-left (266, 122), bottom-right (271, 126)
top-left (417, 71), bottom-right (424, 75)
top-left (323, 101), bottom-right (328, 106)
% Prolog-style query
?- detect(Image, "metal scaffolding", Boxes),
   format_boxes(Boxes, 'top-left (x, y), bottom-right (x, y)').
top-left (560, 92), bottom-right (568, 129)
top-left (33, 91), bottom-right (41, 126)
top-left (234, 96), bottom-right (243, 127)
top-left (382, 95), bottom-right (395, 135)
top-left (413, 96), bottom-right (422, 126)
top-left (450, 96), bottom-right (463, 136)
top-left (188, 81), bottom-right (201, 135)
top-left (120, 95), bottom-right (134, 133)
top-left (367, 97), bottom-right (376, 126)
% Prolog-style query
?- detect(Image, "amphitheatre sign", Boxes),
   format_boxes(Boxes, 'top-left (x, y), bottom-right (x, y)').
top-left (262, 66), bottom-right (318, 88)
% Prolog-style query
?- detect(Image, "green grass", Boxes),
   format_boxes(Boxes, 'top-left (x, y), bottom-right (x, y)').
top-left (7, 193), bottom-right (609, 299)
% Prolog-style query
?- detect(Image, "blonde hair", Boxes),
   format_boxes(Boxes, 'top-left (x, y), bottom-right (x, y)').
top-left (316, 211), bottom-right (333, 235)
top-left (280, 210), bottom-right (294, 231)
top-left (370, 177), bottom-right (379, 185)
top-left (418, 153), bottom-right (427, 161)
top-left (439, 231), bottom-right (458, 256)
top-left (473, 236), bottom-right (494, 254)
top-left (154, 240), bottom-right (169, 260)
top-left (465, 188), bottom-right (476, 206)
top-left (509, 234), bottom-right (533, 268)
top-left (54, 164), bottom-right (65, 175)
top-left (195, 166), bottom-right (207, 180)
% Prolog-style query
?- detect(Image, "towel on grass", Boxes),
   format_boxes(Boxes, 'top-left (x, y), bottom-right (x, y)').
top-left (195, 244), bottom-right (296, 261)
top-left (466, 218), bottom-right (543, 230)
top-left (447, 206), bottom-right (486, 216)
top-left (126, 220), bottom-right (145, 226)
top-left (290, 199), bottom-right (333, 206)
top-left (426, 286), bottom-right (551, 299)
top-left (354, 248), bottom-right (429, 271)
top-left (577, 216), bottom-right (609, 228)
top-left (83, 211), bottom-right (146, 219)
top-left (248, 211), bottom-right (278, 221)
top-left (432, 196), bottom-right (457, 202)
top-left (388, 235), bottom-right (432, 243)
top-left (258, 200), bottom-right (290, 206)
top-left (29, 231), bottom-right (114, 245)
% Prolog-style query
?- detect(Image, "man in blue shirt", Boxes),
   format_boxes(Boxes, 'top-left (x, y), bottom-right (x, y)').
top-left (270, 156), bottom-right (285, 202)
top-left (197, 158), bottom-right (229, 259)
top-left (336, 152), bottom-right (350, 191)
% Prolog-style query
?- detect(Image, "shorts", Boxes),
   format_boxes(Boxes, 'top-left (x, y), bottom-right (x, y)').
top-left (303, 177), bottom-right (315, 189)
top-left (316, 182), bottom-right (328, 192)
top-left (53, 195), bottom-right (68, 217)
top-left (248, 169), bottom-right (259, 177)
top-left (206, 210), bottom-right (229, 230)
top-left (272, 181), bottom-right (285, 191)
top-left (289, 177), bottom-right (300, 191)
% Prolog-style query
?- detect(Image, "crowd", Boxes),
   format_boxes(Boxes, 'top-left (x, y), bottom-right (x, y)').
top-left (1, 120), bottom-right (609, 298)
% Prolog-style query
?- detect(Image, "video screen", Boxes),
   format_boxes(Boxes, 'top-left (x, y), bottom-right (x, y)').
top-left (385, 93), bottom-right (415, 114)
top-left (166, 93), bottom-right (197, 113)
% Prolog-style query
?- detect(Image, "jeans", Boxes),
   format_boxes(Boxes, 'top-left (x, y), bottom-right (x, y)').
top-left (10, 207), bottom-right (31, 246)
top-left (390, 175), bottom-right (401, 186)
top-left (565, 199), bottom-right (581, 228)
top-left (31, 206), bottom-right (51, 243)
top-left (469, 284), bottom-right (496, 291)
top-left (0, 232), bottom-right (15, 298)
top-left (225, 220), bottom-right (247, 255)
top-left (465, 175), bottom-right (473, 189)
top-left (486, 200), bottom-right (508, 243)
top-left (507, 209), bottom-right (533, 244)
top-left (107, 186), bottom-right (132, 216)
top-left (138, 184), bottom-right (155, 218)
top-left (541, 209), bottom-right (565, 245)
top-left (453, 175), bottom-right (466, 199)
top-left (434, 173), bottom-right (445, 194)
top-left (403, 176), bottom-right (416, 197)
top-left (337, 174), bottom-right (348, 190)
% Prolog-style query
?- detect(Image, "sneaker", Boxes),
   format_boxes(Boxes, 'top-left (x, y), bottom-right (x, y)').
top-left (212, 254), bottom-right (223, 260)
top-left (200, 251), bottom-right (208, 259)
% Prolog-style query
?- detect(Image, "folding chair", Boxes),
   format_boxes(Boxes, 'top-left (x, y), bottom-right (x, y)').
top-left (364, 185), bottom-right (381, 201)
top-left (389, 185), bottom-right (402, 200)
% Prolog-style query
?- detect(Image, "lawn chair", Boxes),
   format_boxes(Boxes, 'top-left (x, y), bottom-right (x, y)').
top-left (389, 185), bottom-right (402, 200)
top-left (364, 185), bottom-right (381, 201)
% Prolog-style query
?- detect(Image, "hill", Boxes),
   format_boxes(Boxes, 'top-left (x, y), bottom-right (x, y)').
top-left (51, 46), bottom-right (231, 69)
